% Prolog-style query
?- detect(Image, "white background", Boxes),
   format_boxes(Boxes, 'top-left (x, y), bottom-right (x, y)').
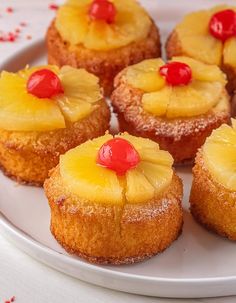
top-left (0, 0), bottom-right (236, 302)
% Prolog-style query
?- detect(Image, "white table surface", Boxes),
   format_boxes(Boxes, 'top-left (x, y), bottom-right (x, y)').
top-left (0, 0), bottom-right (235, 302)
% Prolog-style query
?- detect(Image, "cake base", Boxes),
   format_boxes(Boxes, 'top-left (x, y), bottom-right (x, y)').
top-left (190, 151), bottom-right (236, 241)
top-left (45, 167), bottom-right (183, 265)
top-left (0, 101), bottom-right (110, 186)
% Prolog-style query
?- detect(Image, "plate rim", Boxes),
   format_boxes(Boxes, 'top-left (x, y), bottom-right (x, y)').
top-left (1, 38), bottom-right (236, 299)
top-left (1, 213), bottom-right (236, 284)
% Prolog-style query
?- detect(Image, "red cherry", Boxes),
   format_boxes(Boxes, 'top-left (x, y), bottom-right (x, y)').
top-left (27, 69), bottom-right (64, 99)
top-left (89, 0), bottom-right (116, 24)
top-left (209, 9), bottom-right (236, 42)
top-left (159, 62), bottom-right (192, 86)
top-left (97, 138), bottom-right (140, 175)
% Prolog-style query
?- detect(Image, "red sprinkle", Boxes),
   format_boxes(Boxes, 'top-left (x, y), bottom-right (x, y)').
top-left (26, 35), bottom-right (32, 40)
top-left (0, 32), bottom-right (18, 43)
top-left (15, 28), bottom-right (21, 33)
top-left (4, 297), bottom-right (15, 303)
top-left (49, 3), bottom-right (59, 10)
top-left (20, 22), bottom-right (27, 27)
top-left (6, 7), bottom-right (13, 13)
top-left (7, 32), bottom-right (17, 42)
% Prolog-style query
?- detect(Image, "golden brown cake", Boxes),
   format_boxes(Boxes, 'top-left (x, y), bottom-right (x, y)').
top-left (166, 5), bottom-right (236, 94)
top-left (111, 57), bottom-right (230, 163)
top-left (0, 65), bottom-right (110, 185)
top-left (190, 120), bottom-right (236, 240)
top-left (44, 133), bottom-right (183, 264)
top-left (46, 0), bottom-right (161, 96)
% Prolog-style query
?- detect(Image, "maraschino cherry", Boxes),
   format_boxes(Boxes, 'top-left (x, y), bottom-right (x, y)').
top-left (159, 62), bottom-right (192, 86)
top-left (89, 0), bottom-right (116, 24)
top-left (27, 69), bottom-right (64, 99)
top-left (209, 9), bottom-right (236, 42)
top-left (97, 138), bottom-right (140, 175)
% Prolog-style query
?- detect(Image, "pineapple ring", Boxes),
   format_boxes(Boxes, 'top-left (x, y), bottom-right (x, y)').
top-left (169, 5), bottom-right (236, 67)
top-left (0, 65), bottom-right (103, 131)
top-left (124, 57), bottom-right (226, 118)
top-left (55, 0), bottom-right (152, 51)
top-left (60, 133), bottom-right (174, 204)
top-left (203, 120), bottom-right (236, 191)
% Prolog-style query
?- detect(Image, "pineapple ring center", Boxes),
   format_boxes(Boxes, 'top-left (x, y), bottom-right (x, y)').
top-left (159, 62), bottom-right (192, 86)
top-left (88, 0), bottom-right (117, 24)
top-left (96, 138), bottom-right (140, 175)
top-left (27, 69), bottom-right (64, 99)
top-left (209, 9), bottom-right (236, 42)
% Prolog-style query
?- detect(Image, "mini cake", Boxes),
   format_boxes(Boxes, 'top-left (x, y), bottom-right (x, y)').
top-left (190, 120), bottom-right (236, 240)
top-left (0, 65), bottom-right (110, 185)
top-left (44, 133), bottom-right (183, 264)
top-left (166, 5), bottom-right (236, 94)
top-left (111, 57), bottom-right (230, 163)
top-left (46, 0), bottom-right (161, 96)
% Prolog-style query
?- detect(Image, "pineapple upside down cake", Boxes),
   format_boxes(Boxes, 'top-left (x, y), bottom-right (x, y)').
top-left (190, 120), bottom-right (236, 241)
top-left (44, 133), bottom-right (183, 264)
top-left (46, 0), bottom-right (161, 96)
top-left (0, 65), bottom-right (110, 185)
top-left (111, 57), bottom-right (230, 163)
top-left (166, 5), bottom-right (236, 94)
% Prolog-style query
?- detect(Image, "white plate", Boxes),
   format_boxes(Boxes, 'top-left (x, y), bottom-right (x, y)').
top-left (1, 0), bottom-right (236, 298)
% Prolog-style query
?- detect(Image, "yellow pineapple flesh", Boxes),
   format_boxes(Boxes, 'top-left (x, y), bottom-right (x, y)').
top-left (125, 59), bottom-right (166, 92)
top-left (203, 120), bottom-right (236, 191)
top-left (0, 65), bottom-right (102, 131)
top-left (0, 71), bottom-right (65, 131)
top-left (172, 56), bottom-right (226, 84)
top-left (178, 36), bottom-right (222, 66)
top-left (60, 135), bottom-right (124, 204)
top-left (138, 161), bottom-right (173, 193)
top-left (67, 0), bottom-right (91, 6)
top-left (166, 81), bottom-right (222, 118)
top-left (142, 87), bottom-right (172, 116)
top-left (223, 37), bottom-right (236, 68)
top-left (59, 66), bottom-right (102, 103)
top-left (139, 149), bottom-right (173, 167)
top-left (56, 66), bottom-right (102, 123)
top-left (118, 133), bottom-right (159, 151)
top-left (125, 168), bottom-right (155, 203)
top-left (125, 57), bottom-right (225, 119)
top-left (175, 10), bottom-right (223, 65)
top-left (55, 4), bottom-right (89, 46)
top-left (56, 0), bottom-right (152, 51)
top-left (57, 96), bottom-right (93, 123)
top-left (60, 134), bottom-right (174, 204)
top-left (176, 11), bottom-right (211, 36)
